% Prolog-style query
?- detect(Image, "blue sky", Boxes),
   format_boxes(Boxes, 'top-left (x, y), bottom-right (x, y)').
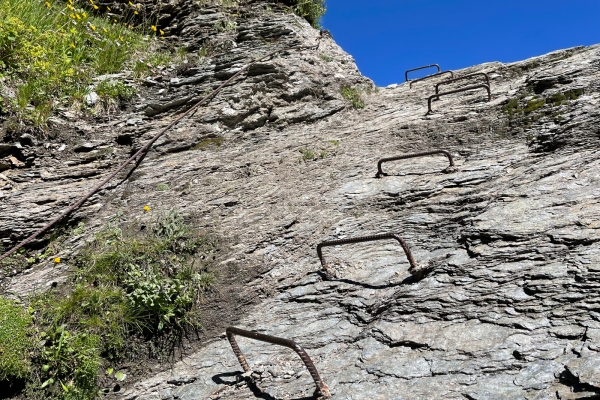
top-left (321, 0), bottom-right (600, 86)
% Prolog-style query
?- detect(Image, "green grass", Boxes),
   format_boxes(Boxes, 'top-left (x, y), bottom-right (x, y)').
top-left (1, 210), bottom-right (218, 398)
top-left (340, 86), bottom-right (365, 109)
top-left (0, 0), bottom-right (165, 126)
top-left (0, 298), bottom-right (34, 382)
top-left (319, 54), bottom-right (333, 62)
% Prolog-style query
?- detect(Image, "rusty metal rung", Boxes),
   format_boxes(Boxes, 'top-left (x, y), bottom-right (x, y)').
top-left (405, 64), bottom-right (441, 82)
top-left (409, 70), bottom-right (454, 88)
top-left (225, 327), bottom-right (331, 398)
top-left (317, 233), bottom-right (419, 279)
top-left (427, 84), bottom-right (492, 113)
top-left (376, 150), bottom-right (455, 178)
top-left (435, 72), bottom-right (490, 94)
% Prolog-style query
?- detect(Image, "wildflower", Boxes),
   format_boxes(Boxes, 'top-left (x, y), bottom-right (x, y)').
top-left (89, 24), bottom-right (96, 31)
top-left (103, 28), bottom-right (108, 33)
top-left (45, 1), bottom-right (50, 7)
top-left (160, 29), bottom-right (164, 35)
top-left (68, 0), bottom-right (72, 3)
top-left (89, 0), bottom-right (94, 4)
top-left (67, 4), bottom-right (73, 10)
top-left (151, 25), bottom-right (157, 31)
top-left (143, 205), bottom-right (151, 212)
top-left (82, 12), bottom-right (87, 18)
top-left (54, 257), bottom-right (61, 264)
top-left (118, 36), bottom-right (123, 41)
top-left (114, 19), bottom-right (117, 23)
top-left (70, 43), bottom-right (75, 48)
top-left (93, 5), bottom-right (98, 9)
top-left (134, 10), bottom-right (139, 15)
top-left (107, 6), bottom-right (111, 11)
top-left (76, 14), bottom-right (81, 19)
top-left (128, 1), bottom-right (133, 5)
top-left (70, 13), bottom-right (75, 18)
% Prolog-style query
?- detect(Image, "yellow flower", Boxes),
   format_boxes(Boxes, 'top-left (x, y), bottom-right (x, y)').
top-left (89, 24), bottom-right (96, 31)
top-left (70, 13), bottom-right (75, 18)
top-left (118, 36), bottom-right (123, 41)
top-left (103, 28), bottom-right (108, 33)
top-left (107, 6), bottom-right (111, 11)
top-left (69, 0), bottom-right (72, 3)
top-left (113, 19), bottom-right (117, 23)
top-left (54, 257), bottom-right (61, 264)
top-left (76, 14), bottom-right (81, 19)
top-left (67, 4), bottom-right (73, 10)
top-left (134, 10), bottom-right (139, 15)
top-left (143, 205), bottom-right (151, 212)
top-left (70, 43), bottom-right (75, 48)
top-left (160, 29), bottom-right (164, 35)
top-left (82, 12), bottom-right (87, 18)
top-left (128, 1), bottom-right (133, 5)
top-left (45, 1), bottom-right (50, 7)
top-left (93, 5), bottom-right (98, 9)
top-left (89, 0), bottom-right (94, 4)
top-left (151, 25), bottom-right (157, 31)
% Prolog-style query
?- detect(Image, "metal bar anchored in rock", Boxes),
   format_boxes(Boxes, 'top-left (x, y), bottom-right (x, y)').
top-left (405, 64), bottom-right (441, 82)
top-left (225, 327), bottom-right (331, 398)
top-left (409, 71), bottom-right (455, 88)
top-left (435, 72), bottom-right (491, 94)
top-left (376, 150), bottom-right (455, 178)
top-left (427, 84), bottom-right (492, 113)
top-left (317, 233), bottom-right (423, 279)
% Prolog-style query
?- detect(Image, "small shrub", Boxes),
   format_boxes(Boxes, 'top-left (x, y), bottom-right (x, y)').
top-left (524, 98), bottom-right (545, 114)
top-left (96, 80), bottom-right (136, 103)
top-left (319, 54), bottom-right (333, 62)
top-left (292, 0), bottom-right (326, 28)
top-left (300, 148), bottom-right (315, 160)
top-left (156, 183), bottom-right (170, 191)
top-left (340, 86), bottom-right (365, 109)
top-left (0, 297), bottom-right (34, 382)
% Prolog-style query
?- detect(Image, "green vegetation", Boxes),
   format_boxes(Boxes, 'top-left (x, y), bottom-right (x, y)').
top-left (191, 136), bottom-right (224, 151)
top-left (291, 0), bottom-right (326, 28)
top-left (502, 88), bottom-right (584, 126)
top-left (319, 54), bottom-right (333, 62)
top-left (156, 183), bottom-right (170, 191)
top-left (0, 0), bottom-right (167, 126)
top-left (340, 86), bottom-right (365, 109)
top-left (0, 210), bottom-right (218, 398)
top-left (524, 98), bottom-right (545, 114)
top-left (0, 298), bottom-right (34, 382)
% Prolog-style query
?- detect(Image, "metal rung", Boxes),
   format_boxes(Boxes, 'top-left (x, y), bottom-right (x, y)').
top-left (376, 150), bottom-right (455, 178)
top-left (405, 64), bottom-right (441, 82)
top-left (409, 70), bottom-right (454, 88)
top-left (435, 72), bottom-right (490, 94)
top-left (428, 84), bottom-right (492, 113)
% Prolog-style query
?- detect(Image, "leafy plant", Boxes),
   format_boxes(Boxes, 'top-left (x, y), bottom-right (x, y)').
top-left (0, 0), bottom-right (167, 126)
top-left (292, 0), bottom-right (326, 28)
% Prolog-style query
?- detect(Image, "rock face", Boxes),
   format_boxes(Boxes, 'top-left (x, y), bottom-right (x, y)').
top-left (1, 1), bottom-right (600, 399)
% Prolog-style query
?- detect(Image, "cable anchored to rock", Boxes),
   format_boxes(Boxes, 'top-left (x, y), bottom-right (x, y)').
top-left (0, 41), bottom-right (320, 262)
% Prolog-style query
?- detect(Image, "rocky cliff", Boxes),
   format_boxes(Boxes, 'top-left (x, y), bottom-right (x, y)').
top-left (1, 1), bottom-right (600, 399)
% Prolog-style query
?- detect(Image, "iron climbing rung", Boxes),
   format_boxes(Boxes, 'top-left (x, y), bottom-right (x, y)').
top-left (409, 71), bottom-right (455, 88)
top-left (405, 64), bottom-right (441, 82)
top-left (225, 327), bottom-right (331, 398)
top-left (317, 233), bottom-right (419, 278)
top-left (427, 84), bottom-right (491, 113)
top-left (435, 72), bottom-right (490, 94)
top-left (376, 150), bottom-right (455, 178)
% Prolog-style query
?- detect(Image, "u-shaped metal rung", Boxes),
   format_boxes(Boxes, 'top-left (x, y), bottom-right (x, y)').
top-left (226, 327), bottom-right (331, 398)
top-left (317, 233), bottom-right (419, 278)
top-left (427, 84), bottom-right (491, 113)
top-left (409, 71), bottom-right (454, 88)
top-left (435, 72), bottom-right (490, 94)
top-left (376, 150), bottom-right (455, 178)
top-left (405, 64), bottom-right (441, 82)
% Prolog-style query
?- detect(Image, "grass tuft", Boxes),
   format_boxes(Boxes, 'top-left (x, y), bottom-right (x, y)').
top-left (340, 86), bottom-right (365, 109)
